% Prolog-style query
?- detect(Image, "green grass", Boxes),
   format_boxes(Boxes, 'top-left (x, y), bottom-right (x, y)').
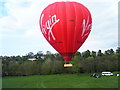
top-left (2, 73), bottom-right (119, 88)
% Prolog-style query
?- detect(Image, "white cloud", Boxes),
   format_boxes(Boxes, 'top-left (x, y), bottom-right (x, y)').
top-left (0, 0), bottom-right (118, 55)
top-left (78, 0), bottom-right (118, 52)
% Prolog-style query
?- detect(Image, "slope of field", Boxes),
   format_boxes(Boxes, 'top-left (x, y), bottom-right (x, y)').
top-left (2, 73), bottom-right (118, 88)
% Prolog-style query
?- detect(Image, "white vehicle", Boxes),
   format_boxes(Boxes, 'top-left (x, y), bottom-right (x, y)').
top-left (102, 72), bottom-right (113, 76)
top-left (117, 74), bottom-right (120, 76)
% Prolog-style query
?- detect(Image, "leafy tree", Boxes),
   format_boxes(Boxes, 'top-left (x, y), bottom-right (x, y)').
top-left (21, 56), bottom-right (28, 61)
top-left (7, 62), bottom-right (19, 76)
top-left (72, 56), bottom-right (79, 73)
top-left (116, 47), bottom-right (120, 53)
top-left (35, 51), bottom-right (44, 59)
top-left (41, 58), bottom-right (52, 75)
top-left (46, 51), bottom-right (51, 55)
top-left (91, 51), bottom-right (96, 58)
top-left (74, 51), bottom-right (81, 56)
top-left (81, 57), bottom-right (94, 73)
top-left (54, 53), bottom-right (64, 61)
top-left (105, 50), bottom-right (109, 55)
top-left (27, 52), bottom-right (34, 58)
top-left (37, 51), bottom-right (43, 56)
top-left (97, 50), bottom-right (103, 56)
top-left (2, 48), bottom-right (120, 76)
top-left (109, 49), bottom-right (114, 55)
top-left (82, 50), bottom-right (91, 58)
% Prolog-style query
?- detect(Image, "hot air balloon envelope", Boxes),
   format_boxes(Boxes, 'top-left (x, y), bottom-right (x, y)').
top-left (39, 1), bottom-right (92, 67)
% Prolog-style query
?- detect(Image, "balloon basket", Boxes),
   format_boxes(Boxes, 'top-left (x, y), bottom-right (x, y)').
top-left (64, 63), bottom-right (72, 67)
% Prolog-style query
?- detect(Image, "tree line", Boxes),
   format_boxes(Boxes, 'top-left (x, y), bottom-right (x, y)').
top-left (2, 47), bottom-right (120, 76)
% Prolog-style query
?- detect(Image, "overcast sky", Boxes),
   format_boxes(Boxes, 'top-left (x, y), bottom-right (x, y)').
top-left (0, 0), bottom-right (119, 56)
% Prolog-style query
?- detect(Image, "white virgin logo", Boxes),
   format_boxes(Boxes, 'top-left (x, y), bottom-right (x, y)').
top-left (82, 16), bottom-right (92, 39)
top-left (41, 14), bottom-right (60, 41)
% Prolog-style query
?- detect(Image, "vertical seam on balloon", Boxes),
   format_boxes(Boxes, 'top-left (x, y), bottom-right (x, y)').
top-left (59, 2), bottom-right (63, 53)
top-left (65, 2), bottom-right (68, 53)
top-left (63, 2), bottom-right (67, 53)
top-left (55, 2), bottom-right (60, 52)
top-left (59, 2), bottom-right (66, 53)
top-left (72, 2), bottom-right (77, 52)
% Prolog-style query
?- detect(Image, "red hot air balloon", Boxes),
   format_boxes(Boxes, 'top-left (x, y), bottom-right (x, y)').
top-left (39, 1), bottom-right (92, 67)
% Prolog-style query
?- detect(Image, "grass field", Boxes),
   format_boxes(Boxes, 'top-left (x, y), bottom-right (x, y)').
top-left (2, 73), bottom-right (119, 88)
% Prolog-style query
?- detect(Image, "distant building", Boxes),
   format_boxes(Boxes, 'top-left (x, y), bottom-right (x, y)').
top-left (28, 57), bottom-right (36, 61)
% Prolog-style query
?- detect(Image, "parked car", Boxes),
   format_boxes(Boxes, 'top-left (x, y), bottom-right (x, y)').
top-left (115, 73), bottom-right (120, 76)
top-left (90, 73), bottom-right (101, 78)
top-left (102, 72), bottom-right (113, 76)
